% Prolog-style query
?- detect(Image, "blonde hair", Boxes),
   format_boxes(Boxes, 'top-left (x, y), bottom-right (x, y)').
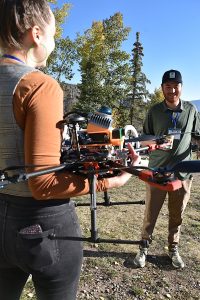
top-left (0, 0), bottom-right (52, 51)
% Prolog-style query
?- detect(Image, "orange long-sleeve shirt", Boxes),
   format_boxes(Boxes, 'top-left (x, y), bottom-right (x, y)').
top-left (13, 69), bottom-right (109, 200)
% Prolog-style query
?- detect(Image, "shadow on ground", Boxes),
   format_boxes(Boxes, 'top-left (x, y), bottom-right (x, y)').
top-left (83, 249), bottom-right (175, 271)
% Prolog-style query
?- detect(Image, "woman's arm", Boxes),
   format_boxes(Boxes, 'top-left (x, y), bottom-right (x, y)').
top-left (14, 72), bottom-right (139, 200)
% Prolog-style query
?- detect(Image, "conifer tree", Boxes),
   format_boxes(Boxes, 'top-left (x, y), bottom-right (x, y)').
top-left (129, 32), bottom-right (150, 125)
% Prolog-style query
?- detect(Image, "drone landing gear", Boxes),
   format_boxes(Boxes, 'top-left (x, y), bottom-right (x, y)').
top-left (50, 171), bottom-right (144, 245)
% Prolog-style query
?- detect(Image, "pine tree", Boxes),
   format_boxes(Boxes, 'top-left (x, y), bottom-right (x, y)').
top-left (129, 32), bottom-right (150, 126)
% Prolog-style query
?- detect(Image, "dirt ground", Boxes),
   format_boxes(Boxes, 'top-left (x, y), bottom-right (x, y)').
top-left (21, 174), bottom-right (200, 300)
top-left (76, 174), bottom-right (200, 300)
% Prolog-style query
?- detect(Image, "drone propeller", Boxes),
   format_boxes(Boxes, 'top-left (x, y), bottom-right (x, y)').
top-left (126, 131), bottom-right (200, 143)
top-left (1, 164), bottom-right (56, 173)
top-left (125, 134), bottom-right (160, 143)
top-left (115, 160), bottom-right (200, 177)
top-left (170, 160), bottom-right (200, 173)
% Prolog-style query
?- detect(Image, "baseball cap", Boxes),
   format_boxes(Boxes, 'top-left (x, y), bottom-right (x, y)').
top-left (162, 69), bottom-right (182, 84)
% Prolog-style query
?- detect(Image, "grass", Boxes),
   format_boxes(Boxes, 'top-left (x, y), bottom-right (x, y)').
top-left (21, 174), bottom-right (200, 299)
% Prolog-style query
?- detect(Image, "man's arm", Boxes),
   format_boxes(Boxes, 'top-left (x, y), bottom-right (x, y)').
top-left (191, 111), bottom-right (200, 157)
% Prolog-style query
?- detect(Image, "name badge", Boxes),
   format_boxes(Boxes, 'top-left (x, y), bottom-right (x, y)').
top-left (168, 128), bottom-right (181, 140)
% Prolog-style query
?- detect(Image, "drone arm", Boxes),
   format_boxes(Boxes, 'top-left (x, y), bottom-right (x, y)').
top-left (28, 167), bottom-right (110, 200)
top-left (111, 161), bottom-right (182, 192)
top-left (25, 164), bottom-right (67, 180)
top-left (138, 170), bottom-right (182, 191)
top-left (135, 146), bottom-right (151, 153)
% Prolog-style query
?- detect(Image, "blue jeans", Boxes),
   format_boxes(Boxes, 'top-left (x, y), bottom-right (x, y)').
top-left (0, 194), bottom-right (83, 300)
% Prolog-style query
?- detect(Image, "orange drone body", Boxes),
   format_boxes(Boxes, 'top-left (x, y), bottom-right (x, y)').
top-left (84, 116), bottom-right (125, 148)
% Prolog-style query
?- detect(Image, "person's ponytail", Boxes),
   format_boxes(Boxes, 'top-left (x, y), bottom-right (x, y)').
top-left (0, 0), bottom-right (51, 51)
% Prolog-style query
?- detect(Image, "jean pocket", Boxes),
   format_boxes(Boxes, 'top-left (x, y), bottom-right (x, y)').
top-left (16, 227), bottom-right (60, 271)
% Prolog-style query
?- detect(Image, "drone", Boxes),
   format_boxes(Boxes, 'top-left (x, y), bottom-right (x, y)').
top-left (60, 105), bottom-right (200, 191)
top-left (0, 106), bottom-right (200, 244)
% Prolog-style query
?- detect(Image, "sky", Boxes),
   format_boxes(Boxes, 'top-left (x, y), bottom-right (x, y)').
top-left (53, 0), bottom-right (200, 101)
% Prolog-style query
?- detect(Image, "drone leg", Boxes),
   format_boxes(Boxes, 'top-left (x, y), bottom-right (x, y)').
top-left (88, 172), bottom-right (99, 242)
top-left (103, 191), bottom-right (111, 206)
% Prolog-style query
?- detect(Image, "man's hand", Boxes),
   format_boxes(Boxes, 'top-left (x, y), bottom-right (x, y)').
top-left (196, 149), bottom-right (200, 159)
top-left (106, 144), bottom-right (141, 189)
top-left (127, 143), bottom-right (141, 165)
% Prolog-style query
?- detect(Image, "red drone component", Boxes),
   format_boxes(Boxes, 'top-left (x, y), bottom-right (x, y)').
top-left (139, 170), bottom-right (182, 191)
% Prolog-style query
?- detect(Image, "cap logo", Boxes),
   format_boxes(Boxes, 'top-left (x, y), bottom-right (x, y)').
top-left (169, 71), bottom-right (176, 79)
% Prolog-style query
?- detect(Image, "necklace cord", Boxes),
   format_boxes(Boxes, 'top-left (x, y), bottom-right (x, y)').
top-left (2, 54), bottom-right (25, 64)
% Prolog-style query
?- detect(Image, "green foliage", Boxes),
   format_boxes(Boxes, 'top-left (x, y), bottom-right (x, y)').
top-left (44, 2), bottom-right (75, 83)
top-left (44, 5), bottom-right (151, 129)
top-left (112, 105), bottom-right (129, 127)
top-left (114, 32), bottom-right (150, 129)
top-left (128, 32), bottom-right (151, 125)
top-left (53, 3), bottom-right (71, 38)
top-left (74, 13), bottom-right (131, 114)
top-left (48, 1), bottom-right (71, 38)
top-left (148, 87), bottom-right (164, 109)
top-left (45, 37), bottom-right (77, 82)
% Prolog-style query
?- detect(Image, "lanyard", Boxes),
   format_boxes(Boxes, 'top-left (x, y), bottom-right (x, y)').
top-left (170, 111), bottom-right (180, 129)
top-left (2, 54), bottom-right (25, 64)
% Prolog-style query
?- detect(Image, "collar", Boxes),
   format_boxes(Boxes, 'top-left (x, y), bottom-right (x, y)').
top-left (162, 99), bottom-right (185, 112)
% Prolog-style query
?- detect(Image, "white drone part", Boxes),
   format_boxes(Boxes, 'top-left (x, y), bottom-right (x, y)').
top-left (124, 125), bottom-right (140, 149)
top-left (62, 124), bottom-right (70, 141)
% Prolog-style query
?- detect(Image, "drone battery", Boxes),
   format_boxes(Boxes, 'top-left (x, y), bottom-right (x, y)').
top-left (111, 128), bottom-right (125, 146)
top-left (112, 128), bottom-right (125, 139)
top-left (87, 133), bottom-right (109, 144)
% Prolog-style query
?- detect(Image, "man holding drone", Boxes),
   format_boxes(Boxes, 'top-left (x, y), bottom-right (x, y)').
top-left (134, 69), bottom-right (200, 269)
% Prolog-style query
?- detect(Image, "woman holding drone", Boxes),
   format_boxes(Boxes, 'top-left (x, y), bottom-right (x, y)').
top-left (0, 1), bottom-right (140, 299)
